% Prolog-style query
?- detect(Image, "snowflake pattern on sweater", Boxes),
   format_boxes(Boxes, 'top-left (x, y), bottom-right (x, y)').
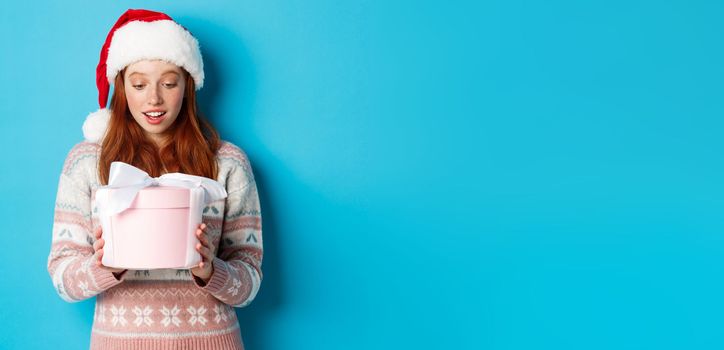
top-left (47, 141), bottom-right (262, 349)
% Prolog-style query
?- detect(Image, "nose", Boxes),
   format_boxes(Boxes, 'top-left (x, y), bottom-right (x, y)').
top-left (148, 86), bottom-right (163, 105)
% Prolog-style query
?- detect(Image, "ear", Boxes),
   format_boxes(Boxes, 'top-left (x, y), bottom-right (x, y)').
top-left (82, 108), bottom-right (111, 144)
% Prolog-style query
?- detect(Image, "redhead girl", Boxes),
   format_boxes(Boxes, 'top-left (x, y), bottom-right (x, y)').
top-left (47, 9), bottom-right (262, 350)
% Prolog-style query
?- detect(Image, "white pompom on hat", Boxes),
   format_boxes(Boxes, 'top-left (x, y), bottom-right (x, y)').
top-left (82, 8), bottom-right (205, 143)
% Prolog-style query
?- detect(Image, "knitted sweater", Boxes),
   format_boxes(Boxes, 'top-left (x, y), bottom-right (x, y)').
top-left (47, 140), bottom-right (263, 350)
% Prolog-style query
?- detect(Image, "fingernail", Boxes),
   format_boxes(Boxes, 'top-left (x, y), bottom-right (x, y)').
top-left (201, 223), bottom-right (207, 229)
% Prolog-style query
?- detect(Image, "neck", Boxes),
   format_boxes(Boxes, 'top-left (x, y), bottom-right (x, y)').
top-left (146, 133), bottom-right (169, 149)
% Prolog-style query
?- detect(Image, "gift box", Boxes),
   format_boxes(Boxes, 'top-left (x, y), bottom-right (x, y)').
top-left (95, 162), bottom-right (227, 270)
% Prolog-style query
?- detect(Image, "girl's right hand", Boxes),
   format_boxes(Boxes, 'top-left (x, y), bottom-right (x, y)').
top-left (93, 226), bottom-right (127, 275)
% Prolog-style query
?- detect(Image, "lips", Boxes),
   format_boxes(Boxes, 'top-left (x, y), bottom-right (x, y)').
top-left (143, 111), bottom-right (166, 118)
top-left (143, 111), bottom-right (167, 125)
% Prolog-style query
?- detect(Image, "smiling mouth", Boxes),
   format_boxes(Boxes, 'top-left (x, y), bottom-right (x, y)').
top-left (143, 111), bottom-right (166, 119)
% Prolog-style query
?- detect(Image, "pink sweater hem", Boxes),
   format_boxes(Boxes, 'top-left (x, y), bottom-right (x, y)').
top-left (90, 329), bottom-right (244, 350)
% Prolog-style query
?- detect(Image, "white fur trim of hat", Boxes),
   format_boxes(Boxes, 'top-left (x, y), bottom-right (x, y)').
top-left (105, 20), bottom-right (204, 89)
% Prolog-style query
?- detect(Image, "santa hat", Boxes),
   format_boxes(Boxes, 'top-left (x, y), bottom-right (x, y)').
top-left (82, 9), bottom-right (204, 143)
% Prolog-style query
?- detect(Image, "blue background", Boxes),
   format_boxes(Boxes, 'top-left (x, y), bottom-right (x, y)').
top-left (1, 0), bottom-right (722, 349)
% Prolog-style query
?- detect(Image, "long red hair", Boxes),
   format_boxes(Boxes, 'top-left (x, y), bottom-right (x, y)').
top-left (99, 68), bottom-right (220, 185)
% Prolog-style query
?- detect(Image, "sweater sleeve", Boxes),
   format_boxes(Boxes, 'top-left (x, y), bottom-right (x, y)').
top-left (193, 147), bottom-right (263, 307)
top-left (47, 143), bottom-right (125, 302)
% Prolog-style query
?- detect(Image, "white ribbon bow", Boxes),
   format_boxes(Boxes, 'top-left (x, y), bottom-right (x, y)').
top-left (96, 161), bottom-right (228, 217)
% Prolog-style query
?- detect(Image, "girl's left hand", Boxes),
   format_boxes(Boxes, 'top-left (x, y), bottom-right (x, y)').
top-left (190, 223), bottom-right (215, 285)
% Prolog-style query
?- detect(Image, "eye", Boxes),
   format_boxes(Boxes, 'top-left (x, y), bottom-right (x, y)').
top-left (132, 84), bottom-right (145, 90)
top-left (163, 83), bottom-right (178, 88)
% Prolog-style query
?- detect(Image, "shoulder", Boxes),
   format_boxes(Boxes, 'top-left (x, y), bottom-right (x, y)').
top-left (216, 140), bottom-right (249, 161)
top-left (215, 140), bottom-right (256, 189)
top-left (61, 141), bottom-right (100, 176)
top-left (216, 140), bottom-right (253, 169)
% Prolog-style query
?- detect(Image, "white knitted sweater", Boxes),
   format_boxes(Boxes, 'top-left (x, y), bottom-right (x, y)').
top-left (47, 140), bottom-right (263, 350)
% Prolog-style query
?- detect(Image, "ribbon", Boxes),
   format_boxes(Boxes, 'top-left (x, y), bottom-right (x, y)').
top-left (96, 161), bottom-right (228, 217)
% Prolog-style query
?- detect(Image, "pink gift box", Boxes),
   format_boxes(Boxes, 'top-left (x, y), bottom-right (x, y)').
top-left (98, 186), bottom-right (205, 269)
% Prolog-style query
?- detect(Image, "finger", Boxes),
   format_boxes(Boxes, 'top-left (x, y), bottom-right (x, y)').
top-left (199, 223), bottom-right (207, 231)
top-left (93, 238), bottom-right (104, 251)
top-left (196, 243), bottom-right (212, 261)
top-left (94, 226), bottom-right (102, 239)
top-left (196, 229), bottom-right (210, 247)
top-left (96, 249), bottom-right (104, 265)
top-left (196, 242), bottom-right (210, 259)
top-left (198, 230), bottom-right (215, 253)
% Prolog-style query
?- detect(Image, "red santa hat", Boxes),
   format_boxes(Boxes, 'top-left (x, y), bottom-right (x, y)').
top-left (82, 9), bottom-right (205, 143)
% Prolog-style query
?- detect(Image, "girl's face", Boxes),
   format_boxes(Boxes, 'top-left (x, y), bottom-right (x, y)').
top-left (124, 59), bottom-right (186, 145)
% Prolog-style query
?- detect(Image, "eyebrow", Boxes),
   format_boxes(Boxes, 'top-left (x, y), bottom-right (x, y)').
top-left (127, 70), bottom-right (181, 77)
